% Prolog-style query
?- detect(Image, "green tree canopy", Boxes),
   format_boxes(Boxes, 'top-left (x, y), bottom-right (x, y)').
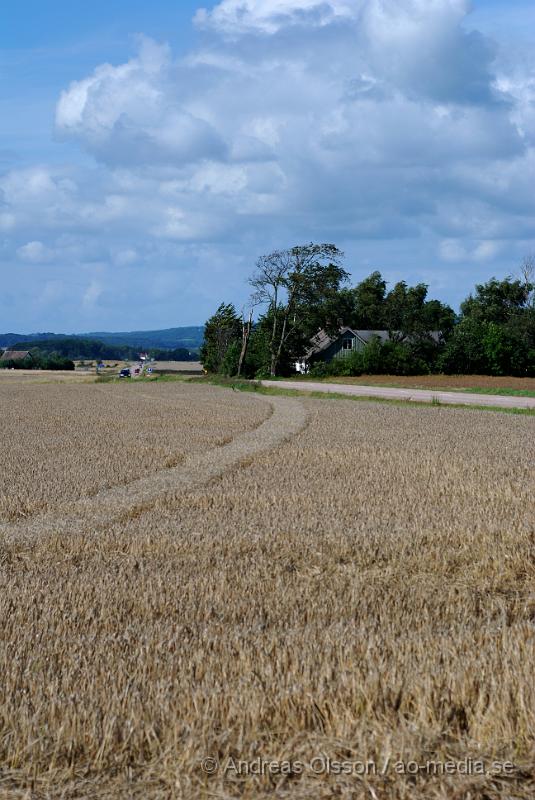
top-left (200, 303), bottom-right (241, 374)
top-left (350, 270), bottom-right (387, 329)
top-left (461, 277), bottom-right (533, 324)
top-left (250, 243), bottom-right (349, 376)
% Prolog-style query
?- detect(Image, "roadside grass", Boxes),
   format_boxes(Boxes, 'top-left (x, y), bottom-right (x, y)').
top-left (199, 375), bottom-right (535, 416)
top-left (457, 386), bottom-right (535, 397)
top-left (301, 374), bottom-right (535, 397)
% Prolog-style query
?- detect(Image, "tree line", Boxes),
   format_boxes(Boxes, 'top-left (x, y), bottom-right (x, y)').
top-left (0, 351), bottom-right (76, 371)
top-left (1, 338), bottom-right (196, 364)
top-left (200, 244), bottom-right (535, 378)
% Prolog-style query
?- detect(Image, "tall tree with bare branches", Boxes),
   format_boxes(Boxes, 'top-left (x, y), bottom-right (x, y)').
top-left (249, 243), bottom-right (348, 376)
top-left (236, 302), bottom-right (255, 378)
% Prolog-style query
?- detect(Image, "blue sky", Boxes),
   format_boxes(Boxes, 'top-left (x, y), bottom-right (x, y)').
top-left (1, 0), bottom-right (535, 332)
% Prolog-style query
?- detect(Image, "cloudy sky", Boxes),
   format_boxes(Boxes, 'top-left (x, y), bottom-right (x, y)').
top-left (1, 0), bottom-right (535, 332)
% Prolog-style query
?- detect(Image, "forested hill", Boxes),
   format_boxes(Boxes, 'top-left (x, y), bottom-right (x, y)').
top-left (1, 338), bottom-right (198, 362)
top-left (0, 332), bottom-right (66, 347)
top-left (0, 326), bottom-right (204, 351)
top-left (84, 326), bottom-right (204, 349)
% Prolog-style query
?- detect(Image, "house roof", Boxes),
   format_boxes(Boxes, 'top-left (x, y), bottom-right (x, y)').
top-left (306, 328), bottom-right (389, 357)
top-left (306, 328), bottom-right (442, 358)
top-left (0, 349), bottom-right (32, 361)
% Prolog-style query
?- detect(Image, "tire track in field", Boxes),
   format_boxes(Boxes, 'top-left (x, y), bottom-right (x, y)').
top-left (0, 396), bottom-right (308, 541)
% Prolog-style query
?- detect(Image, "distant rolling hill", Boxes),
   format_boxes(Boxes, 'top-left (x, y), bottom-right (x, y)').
top-left (0, 332), bottom-right (68, 347)
top-left (0, 326), bottom-right (205, 351)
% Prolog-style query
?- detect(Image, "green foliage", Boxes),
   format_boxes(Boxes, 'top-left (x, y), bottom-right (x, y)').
top-left (309, 361), bottom-right (331, 378)
top-left (220, 340), bottom-right (241, 377)
top-left (0, 351), bottom-right (75, 371)
top-left (244, 317), bottom-right (272, 378)
top-left (438, 276), bottom-right (535, 376)
top-left (461, 277), bottom-right (533, 324)
top-left (0, 357), bottom-right (32, 370)
top-left (360, 337), bottom-right (384, 373)
top-left (310, 352), bottom-right (363, 378)
top-left (209, 258), bottom-right (535, 379)
top-left (351, 271), bottom-right (387, 328)
top-left (439, 318), bottom-right (534, 376)
top-left (340, 271), bottom-right (454, 337)
top-left (149, 347), bottom-right (194, 361)
top-left (200, 303), bottom-right (241, 374)
top-left (39, 353), bottom-right (75, 371)
top-left (8, 337), bottom-right (195, 362)
top-left (310, 337), bottom-right (433, 378)
top-left (250, 243), bottom-right (349, 376)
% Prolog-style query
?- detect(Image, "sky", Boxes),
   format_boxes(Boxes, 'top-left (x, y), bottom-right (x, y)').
top-left (1, 0), bottom-right (535, 333)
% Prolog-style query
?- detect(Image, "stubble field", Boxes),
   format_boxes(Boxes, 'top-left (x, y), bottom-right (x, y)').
top-left (0, 381), bottom-right (271, 521)
top-left (1, 377), bottom-right (534, 799)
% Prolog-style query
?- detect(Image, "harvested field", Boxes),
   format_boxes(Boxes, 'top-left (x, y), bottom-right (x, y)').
top-left (153, 361), bottom-right (203, 373)
top-left (321, 373), bottom-right (535, 392)
top-left (0, 382), bottom-right (271, 521)
top-left (0, 369), bottom-right (95, 384)
top-left (1, 387), bottom-right (534, 799)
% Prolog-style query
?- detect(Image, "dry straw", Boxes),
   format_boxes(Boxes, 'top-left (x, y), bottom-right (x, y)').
top-left (1, 381), bottom-right (534, 798)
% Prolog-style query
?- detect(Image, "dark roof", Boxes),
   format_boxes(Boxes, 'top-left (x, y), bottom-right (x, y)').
top-left (306, 328), bottom-right (388, 358)
top-left (306, 328), bottom-right (442, 358)
top-left (0, 349), bottom-right (32, 361)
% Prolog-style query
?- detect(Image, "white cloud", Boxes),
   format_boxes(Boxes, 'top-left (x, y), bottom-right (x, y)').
top-left (361, 0), bottom-right (499, 104)
top-left (195, 0), bottom-right (357, 34)
top-left (439, 239), bottom-right (467, 263)
top-left (17, 241), bottom-right (54, 264)
top-left (56, 37), bottom-right (226, 166)
top-left (113, 248), bottom-right (139, 266)
top-left (2, 0), bottom-right (535, 330)
top-left (82, 279), bottom-right (103, 309)
top-left (439, 239), bottom-right (502, 264)
top-left (473, 240), bottom-right (501, 262)
top-left (0, 212), bottom-right (15, 231)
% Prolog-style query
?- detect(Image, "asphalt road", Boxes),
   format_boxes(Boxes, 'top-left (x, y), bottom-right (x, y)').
top-left (260, 380), bottom-right (535, 410)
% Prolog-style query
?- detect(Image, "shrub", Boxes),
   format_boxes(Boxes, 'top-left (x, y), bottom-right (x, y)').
top-left (309, 361), bottom-right (331, 378)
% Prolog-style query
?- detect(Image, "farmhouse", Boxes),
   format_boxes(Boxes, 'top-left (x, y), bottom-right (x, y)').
top-left (0, 349), bottom-right (33, 363)
top-left (296, 327), bottom-right (441, 372)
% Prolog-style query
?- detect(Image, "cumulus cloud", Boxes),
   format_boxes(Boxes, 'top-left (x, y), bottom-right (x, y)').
top-left (56, 37), bottom-right (227, 166)
top-left (17, 241), bottom-right (55, 264)
top-left (2, 0), bottom-right (535, 330)
top-left (439, 238), bottom-right (502, 264)
top-left (195, 0), bottom-right (358, 34)
top-left (361, 0), bottom-right (501, 105)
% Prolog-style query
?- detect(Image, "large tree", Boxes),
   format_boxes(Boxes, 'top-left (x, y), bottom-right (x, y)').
top-left (382, 281), bottom-right (454, 339)
top-left (250, 243), bottom-right (348, 376)
top-left (461, 276), bottom-right (533, 325)
top-left (440, 273), bottom-right (535, 376)
top-left (350, 270), bottom-right (387, 329)
top-left (199, 303), bottom-right (241, 374)
top-left (343, 272), bottom-right (454, 337)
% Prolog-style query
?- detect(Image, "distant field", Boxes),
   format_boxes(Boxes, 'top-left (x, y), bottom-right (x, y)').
top-left (152, 360), bottom-right (204, 373)
top-left (1, 384), bottom-right (534, 798)
top-left (316, 373), bottom-right (535, 395)
top-left (0, 368), bottom-right (94, 383)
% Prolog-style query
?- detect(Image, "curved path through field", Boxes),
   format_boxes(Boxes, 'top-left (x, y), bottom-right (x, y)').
top-left (261, 380), bottom-right (535, 410)
top-left (1, 395), bottom-right (307, 542)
